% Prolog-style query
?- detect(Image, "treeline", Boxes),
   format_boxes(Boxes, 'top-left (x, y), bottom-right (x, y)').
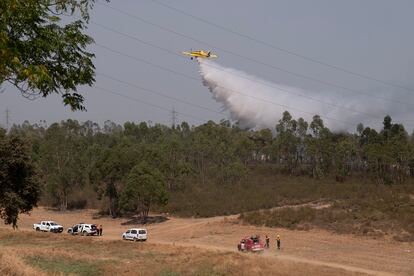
top-left (4, 111), bottom-right (414, 217)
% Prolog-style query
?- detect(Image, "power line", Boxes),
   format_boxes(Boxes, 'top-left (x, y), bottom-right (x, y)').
top-left (94, 85), bottom-right (206, 123)
top-left (151, 0), bottom-right (414, 93)
top-left (95, 40), bottom-right (359, 127)
top-left (93, 53), bottom-right (412, 130)
top-left (85, 87), bottom-right (414, 157)
top-left (95, 42), bottom-right (383, 120)
top-left (94, 2), bottom-right (413, 106)
top-left (92, 27), bottom-right (405, 128)
top-left (91, 31), bottom-right (390, 128)
top-left (95, 43), bottom-right (194, 81)
top-left (97, 69), bottom-right (354, 128)
top-left (97, 72), bottom-right (224, 116)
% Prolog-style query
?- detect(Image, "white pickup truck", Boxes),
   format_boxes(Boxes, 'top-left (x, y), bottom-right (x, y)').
top-left (33, 221), bottom-right (64, 233)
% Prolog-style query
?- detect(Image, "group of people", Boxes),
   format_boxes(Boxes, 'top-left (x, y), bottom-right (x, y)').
top-left (265, 234), bottom-right (281, 250)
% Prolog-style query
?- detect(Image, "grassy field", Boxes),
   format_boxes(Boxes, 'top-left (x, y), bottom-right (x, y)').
top-left (0, 228), bottom-right (363, 276)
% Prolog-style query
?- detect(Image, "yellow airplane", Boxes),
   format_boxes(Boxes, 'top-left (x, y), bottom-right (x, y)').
top-left (182, 50), bottom-right (218, 60)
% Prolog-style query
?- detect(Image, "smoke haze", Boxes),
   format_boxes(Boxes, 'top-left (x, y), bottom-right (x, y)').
top-left (198, 59), bottom-right (411, 132)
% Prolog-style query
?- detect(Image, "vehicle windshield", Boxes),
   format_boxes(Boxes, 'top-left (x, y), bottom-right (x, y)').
top-left (138, 230), bottom-right (146, 234)
top-left (251, 237), bottom-right (260, 243)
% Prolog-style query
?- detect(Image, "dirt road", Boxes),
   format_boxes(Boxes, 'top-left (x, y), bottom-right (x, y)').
top-left (4, 208), bottom-right (413, 276)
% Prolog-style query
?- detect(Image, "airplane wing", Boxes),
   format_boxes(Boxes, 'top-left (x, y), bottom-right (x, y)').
top-left (182, 51), bottom-right (217, 58)
top-left (183, 51), bottom-right (203, 57)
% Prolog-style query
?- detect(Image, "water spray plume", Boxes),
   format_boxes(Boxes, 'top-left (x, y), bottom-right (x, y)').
top-left (198, 59), bottom-right (401, 131)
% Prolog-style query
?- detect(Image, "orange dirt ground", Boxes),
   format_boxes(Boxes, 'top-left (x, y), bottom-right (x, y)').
top-left (2, 207), bottom-right (413, 276)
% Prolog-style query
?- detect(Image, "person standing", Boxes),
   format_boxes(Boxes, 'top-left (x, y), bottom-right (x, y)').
top-left (265, 235), bottom-right (270, 248)
top-left (240, 240), bottom-right (246, 251)
top-left (276, 234), bottom-right (281, 250)
top-left (99, 224), bottom-right (103, 236)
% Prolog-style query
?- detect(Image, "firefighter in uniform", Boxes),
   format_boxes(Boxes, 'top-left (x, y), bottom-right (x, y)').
top-left (276, 234), bottom-right (281, 250)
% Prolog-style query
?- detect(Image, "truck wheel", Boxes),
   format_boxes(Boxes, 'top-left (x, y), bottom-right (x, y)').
top-left (36, 227), bottom-right (40, 231)
top-left (82, 231), bottom-right (87, 236)
top-left (134, 237), bottom-right (138, 242)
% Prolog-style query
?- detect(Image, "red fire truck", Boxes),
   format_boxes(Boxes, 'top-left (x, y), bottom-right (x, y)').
top-left (237, 235), bottom-right (265, 253)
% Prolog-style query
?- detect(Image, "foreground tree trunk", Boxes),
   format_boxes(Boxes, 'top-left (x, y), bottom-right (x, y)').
top-left (107, 182), bottom-right (119, 218)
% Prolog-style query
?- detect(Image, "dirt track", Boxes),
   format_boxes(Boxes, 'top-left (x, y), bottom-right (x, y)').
top-left (4, 208), bottom-right (414, 276)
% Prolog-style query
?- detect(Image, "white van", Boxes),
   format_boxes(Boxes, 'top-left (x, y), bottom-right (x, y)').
top-left (122, 228), bottom-right (147, 241)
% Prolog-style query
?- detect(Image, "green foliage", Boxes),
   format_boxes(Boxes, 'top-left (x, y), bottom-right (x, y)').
top-left (333, 134), bottom-right (357, 182)
top-left (0, 0), bottom-right (108, 110)
top-left (274, 111), bottom-right (308, 174)
top-left (120, 162), bottom-right (168, 219)
top-left (38, 120), bottom-right (86, 211)
top-left (360, 116), bottom-right (412, 184)
top-left (0, 131), bottom-right (40, 228)
top-left (7, 113), bottom-right (414, 227)
top-left (95, 137), bottom-right (139, 217)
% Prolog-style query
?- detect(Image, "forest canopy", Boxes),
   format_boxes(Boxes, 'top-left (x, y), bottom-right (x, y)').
top-left (4, 112), bottom-right (413, 216)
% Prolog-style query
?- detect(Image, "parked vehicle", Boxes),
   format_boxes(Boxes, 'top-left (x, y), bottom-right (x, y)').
top-left (237, 235), bottom-right (265, 253)
top-left (122, 228), bottom-right (147, 241)
top-left (33, 221), bottom-right (64, 233)
top-left (67, 223), bottom-right (98, 236)
top-left (67, 223), bottom-right (81, 235)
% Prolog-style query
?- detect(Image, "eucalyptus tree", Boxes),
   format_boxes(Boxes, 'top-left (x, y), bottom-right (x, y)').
top-left (120, 162), bottom-right (168, 220)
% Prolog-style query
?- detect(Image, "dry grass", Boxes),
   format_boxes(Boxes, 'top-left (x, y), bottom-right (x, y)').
top-left (0, 229), bottom-right (363, 276)
top-left (240, 182), bottom-right (414, 241)
top-left (0, 250), bottom-right (45, 276)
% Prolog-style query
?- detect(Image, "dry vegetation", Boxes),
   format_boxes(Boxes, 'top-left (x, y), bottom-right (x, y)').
top-left (0, 250), bottom-right (45, 276)
top-left (165, 165), bottom-right (414, 216)
top-left (0, 229), bottom-right (364, 276)
top-left (166, 166), bottom-right (414, 241)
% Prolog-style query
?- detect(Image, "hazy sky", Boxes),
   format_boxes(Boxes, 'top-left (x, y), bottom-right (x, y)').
top-left (1, 0), bottom-right (414, 132)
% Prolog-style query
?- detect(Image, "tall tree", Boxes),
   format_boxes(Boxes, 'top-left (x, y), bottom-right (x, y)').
top-left (39, 121), bottom-right (85, 210)
top-left (333, 134), bottom-right (357, 182)
top-left (306, 115), bottom-right (333, 178)
top-left (275, 111), bottom-right (300, 174)
top-left (0, 130), bottom-right (40, 228)
top-left (120, 162), bottom-right (168, 220)
top-left (96, 137), bottom-right (138, 217)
